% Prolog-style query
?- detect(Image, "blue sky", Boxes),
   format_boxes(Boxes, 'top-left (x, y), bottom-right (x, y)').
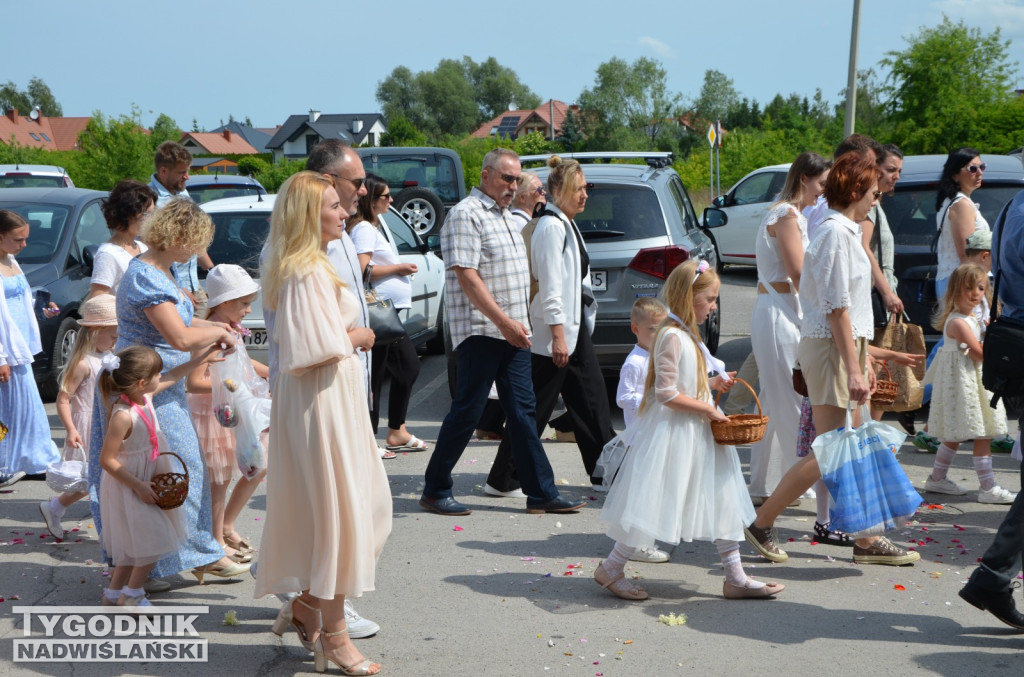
top-left (7, 0), bottom-right (1024, 131)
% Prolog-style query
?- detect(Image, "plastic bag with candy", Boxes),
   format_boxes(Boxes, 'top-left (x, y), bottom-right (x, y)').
top-left (210, 343), bottom-right (270, 478)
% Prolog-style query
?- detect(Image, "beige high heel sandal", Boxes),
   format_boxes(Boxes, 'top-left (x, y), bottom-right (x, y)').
top-left (313, 628), bottom-right (381, 675)
top-left (271, 596), bottom-right (319, 651)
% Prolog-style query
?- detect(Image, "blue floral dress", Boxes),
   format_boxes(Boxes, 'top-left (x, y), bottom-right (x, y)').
top-left (89, 258), bottom-right (223, 575)
top-left (0, 273), bottom-right (59, 474)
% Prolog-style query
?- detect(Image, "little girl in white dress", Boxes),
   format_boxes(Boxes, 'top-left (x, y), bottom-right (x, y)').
top-left (596, 260), bottom-right (785, 601)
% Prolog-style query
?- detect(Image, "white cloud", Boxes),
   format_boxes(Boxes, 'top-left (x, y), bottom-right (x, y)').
top-left (639, 36), bottom-right (676, 59)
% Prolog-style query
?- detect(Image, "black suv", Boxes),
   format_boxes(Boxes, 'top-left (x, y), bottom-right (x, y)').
top-left (884, 154), bottom-right (1024, 337)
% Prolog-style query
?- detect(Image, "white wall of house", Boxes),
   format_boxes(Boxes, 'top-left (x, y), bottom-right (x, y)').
top-left (361, 119), bottom-right (387, 147)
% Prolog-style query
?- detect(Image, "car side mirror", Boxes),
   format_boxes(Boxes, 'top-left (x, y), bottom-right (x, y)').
top-left (83, 244), bottom-right (99, 273)
top-left (703, 207), bottom-right (728, 229)
top-left (711, 195), bottom-right (726, 208)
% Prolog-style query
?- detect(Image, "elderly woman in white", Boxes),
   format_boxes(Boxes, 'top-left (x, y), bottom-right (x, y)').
top-left (483, 155), bottom-right (615, 497)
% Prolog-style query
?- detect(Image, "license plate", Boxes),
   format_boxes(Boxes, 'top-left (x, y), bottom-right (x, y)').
top-left (591, 269), bottom-right (607, 292)
top-left (244, 330), bottom-right (269, 347)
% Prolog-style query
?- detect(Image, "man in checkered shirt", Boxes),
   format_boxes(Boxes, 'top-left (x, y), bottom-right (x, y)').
top-left (420, 148), bottom-right (586, 517)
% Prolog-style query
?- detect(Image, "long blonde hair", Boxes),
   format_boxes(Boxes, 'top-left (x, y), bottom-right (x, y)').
top-left (638, 260), bottom-right (718, 414)
top-left (261, 171), bottom-right (343, 310)
top-left (59, 327), bottom-right (100, 395)
top-left (932, 262), bottom-right (988, 331)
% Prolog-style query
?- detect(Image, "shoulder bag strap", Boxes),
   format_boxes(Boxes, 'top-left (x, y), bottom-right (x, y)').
top-left (990, 201), bottom-right (1011, 324)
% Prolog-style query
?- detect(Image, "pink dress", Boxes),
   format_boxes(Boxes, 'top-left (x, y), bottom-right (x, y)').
top-left (99, 397), bottom-right (187, 566)
top-left (188, 383), bottom-right (236, 484)
top-left (67, 353), bottom-right (102, 455)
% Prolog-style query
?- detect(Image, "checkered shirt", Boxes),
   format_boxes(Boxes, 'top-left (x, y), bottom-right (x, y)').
top-left (441, 187), bottom-right (530, 349)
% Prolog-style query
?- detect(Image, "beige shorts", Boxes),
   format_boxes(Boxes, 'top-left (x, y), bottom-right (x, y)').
top-left (797, 337), bottom-right (869, 408)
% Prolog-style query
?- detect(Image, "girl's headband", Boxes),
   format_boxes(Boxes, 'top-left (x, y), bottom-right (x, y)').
top-left (692, 259), bottom-right (710, 284)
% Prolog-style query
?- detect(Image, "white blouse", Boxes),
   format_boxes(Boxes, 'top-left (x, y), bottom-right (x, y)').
top-left (91, 241), bottom-right (149, 293)
top-left (800, 211), bottom-right (874, 341)
top-left (936, 193), bottom-right (989, 282)
top-left (756, 202), bottom-right (808, 285)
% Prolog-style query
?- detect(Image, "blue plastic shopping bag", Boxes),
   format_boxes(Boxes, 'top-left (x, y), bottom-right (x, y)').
top-left (813, 405), bottom-right (922, 535)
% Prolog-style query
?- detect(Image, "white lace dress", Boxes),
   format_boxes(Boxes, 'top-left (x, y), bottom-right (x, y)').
top-left (923, 312), bottom-right (1007, 441)
top-left (748, 203), bottom-right (806, 497)
top-left (600, 327), bottom-right (756, 548)
top-left (936, 193), bottom-right (989, 283)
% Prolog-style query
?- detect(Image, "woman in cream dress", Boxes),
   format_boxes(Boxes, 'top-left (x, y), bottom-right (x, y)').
top-left (256, 171), bottom-right (391, 676)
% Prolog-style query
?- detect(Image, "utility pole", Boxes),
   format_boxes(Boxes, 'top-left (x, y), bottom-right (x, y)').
top-left (843, 0), bottom-right (862, 137)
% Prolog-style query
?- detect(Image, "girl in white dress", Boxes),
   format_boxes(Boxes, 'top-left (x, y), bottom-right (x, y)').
top-left (97, 345), bottom-right (219, 607)
top-left (923, 263), bottom-right (1013, 504)
top-left (596, 259), bottom-right (785, 601)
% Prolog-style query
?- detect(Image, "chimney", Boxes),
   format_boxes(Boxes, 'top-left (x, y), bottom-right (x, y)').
top-left (5, 109), bottom-right (17, 123)
top-left (351, 119), bottom-right (363, 134)
top-left (222, 129), bottom-right (232, 142)
top-left (309, 109), bottom-right (321, 123)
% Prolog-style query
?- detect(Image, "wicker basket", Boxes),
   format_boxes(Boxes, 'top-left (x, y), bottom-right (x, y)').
top-left (710, 378), bottom-right (769, 445)
top-left (870, 362), bottom-right (899, 408)
top-left (151, 452), bottom-right (189, 511)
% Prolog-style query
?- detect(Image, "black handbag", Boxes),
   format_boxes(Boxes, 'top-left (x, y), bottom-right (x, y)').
top-left (870, 288), bottom-right (889, 328)
top-left (983, 203), bottom-right (1024, 407)
top-left (364, 289), bottom-right (405, 346)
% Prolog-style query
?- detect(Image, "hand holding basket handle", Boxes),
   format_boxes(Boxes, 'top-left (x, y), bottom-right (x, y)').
top-left (711, 378), bottom-right (769, 445)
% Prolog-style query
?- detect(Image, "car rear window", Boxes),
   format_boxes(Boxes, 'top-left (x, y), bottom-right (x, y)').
top-left (0, 175), bottom-right (64, 188)
top-left (0, 201), bottom-right (71, 264)
top-left (575, 186), bottom-right (666, 241)
top-left (188, 185), bottom-right (264, 204)
top-left (884, 184), bottom-right (1022, 248)
top-left (364, 155), bottom-right (460, 202)
top-left (205, 211), bottom-right (269, 276)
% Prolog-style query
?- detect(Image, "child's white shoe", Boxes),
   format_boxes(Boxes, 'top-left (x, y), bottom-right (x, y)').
top-left (38, 499), bottom-right (64, 539)
top-left (978, 485), bottom-right (1017, 504)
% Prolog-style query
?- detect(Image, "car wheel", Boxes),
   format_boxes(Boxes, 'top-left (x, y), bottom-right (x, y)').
top-left (701, 302), bottom-right (721, 355)
top-left (39, 316), bottom-right (80, 401)
top-left (395, 187), bottom-right (445, 237)
top-left (425, 298), bottom-right (445, 355)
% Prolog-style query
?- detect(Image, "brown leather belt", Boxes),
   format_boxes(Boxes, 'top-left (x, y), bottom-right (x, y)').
top-left (757, 281), bottom-right (793, 294)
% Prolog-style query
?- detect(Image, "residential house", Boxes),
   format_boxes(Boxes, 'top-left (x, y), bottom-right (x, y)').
top-left (190, 157), bottom-right (240, 174)
top-left (266, 111), bottom-right (387, 161)
top-left (0, 109), bottom-right (91, 150)
top-left (179, 129), bottom-right (259, 156)
top-left (209, 121), bottom-right (278, 154)
top-left (471, 100), bottom-right (576, 141)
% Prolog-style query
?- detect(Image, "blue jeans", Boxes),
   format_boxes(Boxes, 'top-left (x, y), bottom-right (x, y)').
top-left (423, 336), bottom-right (559, 502)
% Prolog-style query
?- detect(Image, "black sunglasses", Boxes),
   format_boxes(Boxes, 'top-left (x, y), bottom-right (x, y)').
top-left (326, 173), bottom-right (365, 190)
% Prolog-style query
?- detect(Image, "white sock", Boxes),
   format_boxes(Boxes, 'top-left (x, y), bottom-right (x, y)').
top-left (716, 539), bottom-right (764, 589)
top-left (815, 479), bottom-right (831, 525)
top-left (103, 588), bottom-right (122, 601)
top-left (49, 496), bottom-right (66, 519)
top-left (973, 455), bottom-right (996, 491)
top-left (604, 542), bottom-right (635, 577)
top-left (931, 444), bottom-right (957, 481)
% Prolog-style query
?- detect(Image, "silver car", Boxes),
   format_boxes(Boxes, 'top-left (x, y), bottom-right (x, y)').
top-left (200, 195), bottom-right (445, 363)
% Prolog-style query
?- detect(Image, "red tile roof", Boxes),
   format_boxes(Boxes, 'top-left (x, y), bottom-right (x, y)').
top-left (0, 111), bottom-right (94, 151)
top-left (48, 117), bottom-right (91, 150)
top-left (471, 100), bottom-right (575, 140)
top-left (179, 130), bottom-right (259, 155)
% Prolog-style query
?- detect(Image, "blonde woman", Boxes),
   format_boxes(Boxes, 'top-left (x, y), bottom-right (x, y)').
top-left (257, 171), bottom-right (391, 676)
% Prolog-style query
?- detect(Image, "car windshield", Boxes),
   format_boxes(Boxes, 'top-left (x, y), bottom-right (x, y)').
top-left (368, 156), bottom-right (460, 202)
top-left (205, 211), bottom-right (269, 277)
top-left (883, 185), bottom-right (1021, 248)
top-left (0, 175), bottom-right (64, 188)
top-left (0, 201), bottom-right (71, 264)
top-left (574, 186), bottom-right (666, 241)
top-left (189, 184), bottom-right (264, 204)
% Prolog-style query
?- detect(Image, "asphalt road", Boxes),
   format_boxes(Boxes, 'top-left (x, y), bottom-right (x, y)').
top-left (2, 266), bottom-right (1022, 676)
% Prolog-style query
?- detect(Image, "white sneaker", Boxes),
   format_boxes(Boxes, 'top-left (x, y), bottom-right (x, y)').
top-left (483, 483), bottom-right (526, 498)
top-left (801, 487), bottom-right (816, 500)
top-left (344, 600), bottom-right (380, 639)
top-left (978, 485), bottom-right (1017, 504)
top-left (38, 499), bottom-right (64, 539)
top-left (628, 546), bottom-right (670, 563)
top-left (924, 476), bottom-right (967, 495)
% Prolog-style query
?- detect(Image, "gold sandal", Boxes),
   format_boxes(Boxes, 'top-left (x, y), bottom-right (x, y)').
top-left (190, 560), bottom-right (251, 584)
top-left (223, 531), bottom-right (254, 553)
top-left (271, 596), bottom-right (319, 651)
top-left (594, 562), bottom-right (649, 600)
top-left (313, 628), bottom-right (381, 675)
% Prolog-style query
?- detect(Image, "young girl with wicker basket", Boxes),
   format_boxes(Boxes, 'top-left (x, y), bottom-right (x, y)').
top-left (595, 259), bottom-right (785, 601)
top-left (96, 344), bottom-right (220, 607)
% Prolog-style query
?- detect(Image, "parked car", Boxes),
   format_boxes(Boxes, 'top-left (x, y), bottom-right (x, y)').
top-left (356, 147), bottom-right (466, 237)
top-left (440, 152), bottom-right (725, 389)
top-left (0, 187), bottom-right (109, 399)
top-left (185, 174), bottom-right (267, 204)
top-left (0, 164), bottom-right (75, 189)
top-left (709, 163), bottom-right (790, 267)
top-left (885, 153), bottom-right (1024, 337)
top-left (200, 194), bottom-right (445, 363)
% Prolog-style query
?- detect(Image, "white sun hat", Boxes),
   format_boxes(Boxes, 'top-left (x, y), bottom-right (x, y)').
top-left (205, 264), bottom-right (259, 309)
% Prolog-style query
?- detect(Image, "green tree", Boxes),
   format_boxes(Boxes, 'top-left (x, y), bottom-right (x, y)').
top-left (0, 82), bottom-right (32, 114)
top-left (512, 131), bottom-right (557, 157)
top-left (555, 107), bottom-right (586, 151)
top-left (74, 108), bottom-right (153, 190)
top-left (466, 56), bottom-right (541, 120)
top-left (418, 59), bottom-right (480, 138)
top-left (379, 115), bottom-right (428, 147)
top-left (0, 77), bottom-right (62, 116)
top-left (880, 15), bottom-right (1018, 153)
top-left (692, 69), bottom-right (738, 126)
top-left (577, 57), bottom-right (682, 148)
top-left (150, 113), bottom-right (182, 148)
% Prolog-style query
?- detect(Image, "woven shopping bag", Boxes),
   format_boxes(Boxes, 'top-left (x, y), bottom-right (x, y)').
top-left (813, 405), bottom-right (922, 535)
top-left (878, 315), bottom-right (926, 412)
